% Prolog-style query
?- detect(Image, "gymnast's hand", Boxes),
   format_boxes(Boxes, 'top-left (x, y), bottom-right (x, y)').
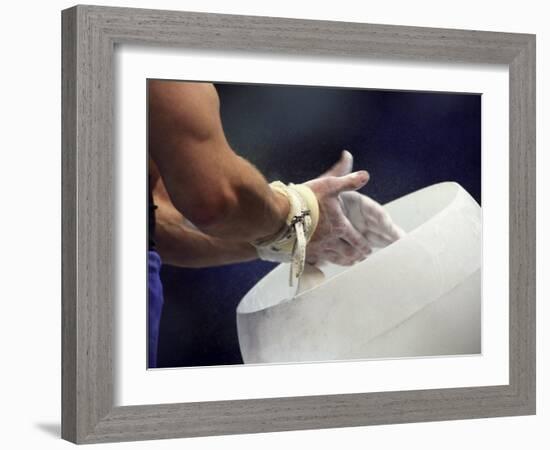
top-left (305, 150), bottom-right (404, 266)
top-left (340, 190), bottom-right (405, 248)
top-left (304, 151), bottom-right (371, 266)
top-left (333, 151), bottom-right (404, 248)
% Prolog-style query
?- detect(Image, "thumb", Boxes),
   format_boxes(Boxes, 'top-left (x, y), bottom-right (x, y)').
top-left (320, 150), bottom-right (353, 177)
top-left (327, 170), bottom-right (369, 195)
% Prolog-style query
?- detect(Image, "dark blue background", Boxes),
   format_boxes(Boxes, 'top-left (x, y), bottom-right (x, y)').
top-left (156, 83), bottom-right (481, 368)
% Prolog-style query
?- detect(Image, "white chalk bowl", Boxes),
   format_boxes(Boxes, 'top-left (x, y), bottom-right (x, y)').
top-left (236, 182), bottom-right (481, 364)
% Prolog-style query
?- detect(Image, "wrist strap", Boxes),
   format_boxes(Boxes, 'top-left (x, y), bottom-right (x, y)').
top-left (254, 181), bottom-right (319, 285)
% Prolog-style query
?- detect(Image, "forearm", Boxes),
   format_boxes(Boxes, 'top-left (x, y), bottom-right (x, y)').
top-left (200, 154), bottom-right (290, 242)
top-left (153, 134), bottom-right (289, 243)
top-left (153, 197), bottom-right (258, 267)
top-left (156, 219), bottom-right (257, 268)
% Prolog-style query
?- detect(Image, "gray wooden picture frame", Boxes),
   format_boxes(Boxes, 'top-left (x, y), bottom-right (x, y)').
top-left (61, 4), bottom-right (536, 444)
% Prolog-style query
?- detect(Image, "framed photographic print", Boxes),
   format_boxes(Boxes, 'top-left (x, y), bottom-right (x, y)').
top-left (61, 4), bottom-right (536, 444)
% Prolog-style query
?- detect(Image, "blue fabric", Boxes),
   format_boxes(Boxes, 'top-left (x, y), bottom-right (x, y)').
top-left (148, 250), bottom-right (164, 368)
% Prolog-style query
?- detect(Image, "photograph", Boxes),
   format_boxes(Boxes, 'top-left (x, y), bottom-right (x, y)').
top-left (57, 4), bottom-right (537, 443)
top-left (147, 80), bottom-right (482, 369)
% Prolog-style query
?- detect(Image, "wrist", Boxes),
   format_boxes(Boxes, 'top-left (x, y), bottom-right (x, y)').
top-left (288, 183), bottom-right (319, 242)
top-left (273, 190), bottom-right (291, 227)
top-left (252, 189), bottom-right (290, 246)
top-left (252, 181), bottom-right (320, 285)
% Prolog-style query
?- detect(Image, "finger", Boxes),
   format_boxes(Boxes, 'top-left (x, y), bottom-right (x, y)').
top-left (385, 223), bottom-right (406, 240)
top-left (319, 249), bottom-right (343, 265)
top-left (372, 210), bottom-right (405, 241)
top-left (342, 190), bottom-right (388, 225)
top-left (338, 215), bottom-right (372, 253)
top-left (354, 193), bottom-right (388, 223)
top-left (337, 206), bottom-right (395, 247)
top-left (353, 195), bottom-right (404, 240)
top-left (362, 229), bottom-right (394, 248)
top-left (326, 171), bottom-right (369, 195)
top-left (321, 244), bottom-right (368, 266)
top-left (362, 219), bottom-right (404, 243)
top-left (328, 251), bottom-right (355, 266)
top-left (320, 150), bottom-right (353, 178)
top-left (331, 236), bottom-right (370, 262)
top-left (338, 194), bottom-right (350, 217)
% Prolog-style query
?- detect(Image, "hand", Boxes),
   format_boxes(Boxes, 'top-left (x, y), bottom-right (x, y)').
top-left (304, 153), bottom-right (372, 266)
top-left (305, 150), bottom-right (404, 266)
top-left (340, 191), bottom-right (405, 247)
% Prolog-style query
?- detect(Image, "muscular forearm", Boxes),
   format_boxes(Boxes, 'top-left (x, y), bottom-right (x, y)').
top-left (156, 219), bottom-right (258, 268)
top-left (157, 147), bottom-right (289, 243)
top-left (203, 154), bottom-right (290, 242)
top-left (153, 194), bottom-right (257, 267)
